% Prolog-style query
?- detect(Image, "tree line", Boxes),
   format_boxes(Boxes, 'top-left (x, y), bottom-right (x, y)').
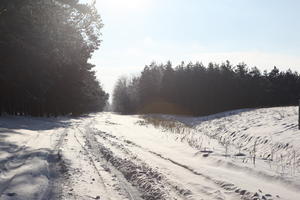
top-left (113, 61), bottom-right (300, 116)
top-left (0, 0), bottom-right (108, 116)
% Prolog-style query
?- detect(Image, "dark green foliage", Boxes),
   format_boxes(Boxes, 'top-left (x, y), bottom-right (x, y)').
top-left (0, 0), bottom-right (108, 116)
top-left (113, 61), bottom-right (300, 116)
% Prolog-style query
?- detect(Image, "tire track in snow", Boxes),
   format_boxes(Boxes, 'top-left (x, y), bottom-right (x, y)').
top-left (0, 123), bottom-right (68, 200)
top-left (46, 127), bottom-right (70, 200)
top-left (93, 129), bottom-right (277, 200)
top-left (92, 130), bottom-right (230, 200)
top-left (79, 123), bottom-right (147, 200)
top-left (73, 126), bottom-right (112, 200)
top-left (84, 122), bottom-right (173, 200)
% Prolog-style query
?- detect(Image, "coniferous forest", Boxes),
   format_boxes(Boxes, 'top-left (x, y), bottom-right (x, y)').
top-left (2, 1), bottom-right (299, 117)
top-left (0, 0), bottom-right (108, 116)
top-left (113, 61), bottom-right (300, 116)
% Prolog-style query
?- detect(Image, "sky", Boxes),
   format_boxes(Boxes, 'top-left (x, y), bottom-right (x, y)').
top-left (88, 0), bottom-right (300, 97)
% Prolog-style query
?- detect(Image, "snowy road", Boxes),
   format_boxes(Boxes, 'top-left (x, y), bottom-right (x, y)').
top-left (1, 107), bottom-right (300, 200)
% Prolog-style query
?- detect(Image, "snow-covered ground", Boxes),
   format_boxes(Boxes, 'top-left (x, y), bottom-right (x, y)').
top-left (0, 116), bottom-right (70, 200)
top-left (0, 107), bottom-right (300, 200)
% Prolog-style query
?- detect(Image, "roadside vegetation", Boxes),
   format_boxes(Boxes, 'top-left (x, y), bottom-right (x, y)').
top-left (141, 107), bottom-right (300, 177)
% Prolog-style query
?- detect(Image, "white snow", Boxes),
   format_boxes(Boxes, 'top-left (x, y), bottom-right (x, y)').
top-left (0, 116), bottom-right (69, 200)
top-left (1, 106), bottom-right (300, 200)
